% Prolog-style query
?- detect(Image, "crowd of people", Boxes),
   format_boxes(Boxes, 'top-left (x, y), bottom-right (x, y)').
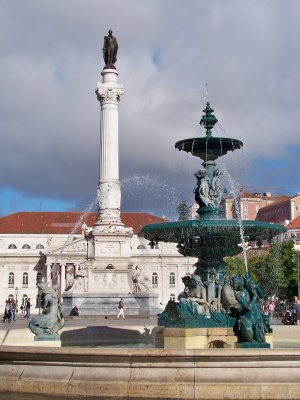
top-left (281, 297), bottom-right (300, 325)
top-left (2, 298), bottom-right (31, 322)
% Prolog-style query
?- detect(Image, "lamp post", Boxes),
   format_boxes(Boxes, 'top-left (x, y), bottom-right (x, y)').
top-left (15, 286), bottom-right (19, 311)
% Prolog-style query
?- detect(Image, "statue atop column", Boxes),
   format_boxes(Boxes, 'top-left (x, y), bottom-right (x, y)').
top-left (102, 29), bottom-right (118, 69)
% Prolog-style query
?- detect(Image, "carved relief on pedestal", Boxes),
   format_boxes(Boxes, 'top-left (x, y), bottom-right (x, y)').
top-left (66, 263), bottom-right (88, 293)
top-left (89, 270), bottom-right (130, 292)
top-left (93, 225), bottom-right (133, 235)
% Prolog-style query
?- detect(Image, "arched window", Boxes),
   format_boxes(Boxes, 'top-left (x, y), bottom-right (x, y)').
top-left (170, 293), bottom-right (176, 301)
top-left (22, 244), bottom-right (31, 249)
top-left (152, 272), bottom-right (158, 286)
top-left (36, 244), bottom-right (44, 249)
top-left (8, 294), bottom-right (14, 301)
top-left (22, 294), bottom-right (28, 306)
top-left (137, 245), bottom-right (146, 249)
top-left (8, 272), bottom-right (14, 287)
top-left (169, 272), bottom-right (175, 286)
top-left (8, 244), bottom-right (17, 249)
top-left (22, 272), bottom-right (28, 287)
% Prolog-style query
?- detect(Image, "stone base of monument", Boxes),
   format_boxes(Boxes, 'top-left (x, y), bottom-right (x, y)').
top-left (155, 327), bottom-right (237, 349)
top-left (62, 292), bottom-right (160, 317)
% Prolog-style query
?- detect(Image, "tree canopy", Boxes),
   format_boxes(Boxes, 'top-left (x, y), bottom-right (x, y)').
top-left (224, 241), bottom-right (297, 300)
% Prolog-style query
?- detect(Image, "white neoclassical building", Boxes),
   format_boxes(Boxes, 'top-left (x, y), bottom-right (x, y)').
top-left (0, 211), bottom-right (196, 314)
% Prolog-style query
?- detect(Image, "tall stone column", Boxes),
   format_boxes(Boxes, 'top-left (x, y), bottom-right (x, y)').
top-left (60, 263), bottom-right (66, 294)
top-left (46, 263), bottom-right (52, 287)
top-left (94, 69), bottom-right (125, 232)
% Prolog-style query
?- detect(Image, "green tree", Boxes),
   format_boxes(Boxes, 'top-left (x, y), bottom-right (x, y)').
top-left (224, 241), bottom-right (297, 299)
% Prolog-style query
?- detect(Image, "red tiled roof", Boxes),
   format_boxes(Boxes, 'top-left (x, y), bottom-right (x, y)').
top-left (0, 212), bottom-right (167, 235)
top-left (257, 197), bottom-right (290, 211)
top-left (287, 216), bottom-right (300, 230)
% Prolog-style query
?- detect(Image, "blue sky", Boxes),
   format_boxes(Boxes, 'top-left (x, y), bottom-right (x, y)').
top-left (1, 1), bottom-right (300, 219)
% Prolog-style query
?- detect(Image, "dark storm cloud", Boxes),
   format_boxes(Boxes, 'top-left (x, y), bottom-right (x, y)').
top-left (1, 0), bottom-right (300, 216)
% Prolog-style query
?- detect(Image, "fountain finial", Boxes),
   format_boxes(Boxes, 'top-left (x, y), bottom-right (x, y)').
top-left (200, 102), bottom-right (218, 137)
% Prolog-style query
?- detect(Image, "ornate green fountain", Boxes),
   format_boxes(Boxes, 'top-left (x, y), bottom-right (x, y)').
top-left (140, 103), bottom-right (286, 348)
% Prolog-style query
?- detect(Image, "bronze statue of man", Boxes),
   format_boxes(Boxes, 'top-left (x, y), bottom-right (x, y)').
top-left (102, 29), bottom-right (118, 68)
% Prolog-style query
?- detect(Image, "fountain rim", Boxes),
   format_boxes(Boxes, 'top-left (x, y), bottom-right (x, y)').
top-left (139, 219), bottom-right (287, 242)
top-left (175, 136), bottom-right (243, 149)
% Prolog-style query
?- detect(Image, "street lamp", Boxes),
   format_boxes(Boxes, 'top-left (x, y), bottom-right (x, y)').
top-left (15, 286), bottom-right (19, 310)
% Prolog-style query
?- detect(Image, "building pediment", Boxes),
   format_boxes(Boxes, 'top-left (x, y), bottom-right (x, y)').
top-left (46, 238), bottom-right (87, 255)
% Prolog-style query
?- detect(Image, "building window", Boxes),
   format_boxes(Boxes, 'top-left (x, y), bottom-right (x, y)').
top-left (36, 244), bottom-right (44, 249)
top-left (8, 244), bottom-right (17, 249)
top-left (22, 244), bottom-right (31, 249)
top-left (137, 245), bottom-right (146, 249)
top-left (169, 272), bottom-right (175, 286)
top-left (152, 272), bottom-right (158, 286)
top-left (244, 205), bottom-right (248, 211)
top-left (8, 273), bottom-right (14, 288)
top-left (22, 294), bottom-right (28, 306)
top-left (170, 293), bottom-right (176, 301)
top-left (22, 272), bottom-right (28, 287)
top-left (244, 213), bottom-right (248, 220)
top-left (8, 294), bottom-right (14, 301)
top-left (36, 272), bottom-right (42, 284)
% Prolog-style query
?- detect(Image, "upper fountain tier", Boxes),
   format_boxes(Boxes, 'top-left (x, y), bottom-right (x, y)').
top-left (175, 102), bottom-right (243, 162)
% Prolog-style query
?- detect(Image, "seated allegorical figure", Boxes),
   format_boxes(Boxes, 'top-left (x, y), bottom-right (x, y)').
top-left (29, 282), bottom-right (64, 340)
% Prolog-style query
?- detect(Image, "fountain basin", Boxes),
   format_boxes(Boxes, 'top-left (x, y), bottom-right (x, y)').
top-left (1, 346), bottom-right (300, 399)
top-left (140, 219), bottom-right (286, 256)
top-left (175, 136), bottom-right (243, 161)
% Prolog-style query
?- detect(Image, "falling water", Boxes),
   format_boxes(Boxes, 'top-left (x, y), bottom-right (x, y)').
top-left (191, 139), bottom-right (195, 156)
top-left (48, 195), bottom-right (98, 281)
top-left (121, 174), bottom-right (180, 220)
top-left (221, 166), bottom-right (249, 274)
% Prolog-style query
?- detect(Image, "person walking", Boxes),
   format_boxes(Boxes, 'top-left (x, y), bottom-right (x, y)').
top-left (295, 299), bottom-right (300, 326)
top-left (26, 298), bottom-right (31, 320)
top-left (263, 302), bottom-right (269, 316)
top-left (269, 302), bottom-right (275, 320)
top-left (3, 300), bottom-right (10, 322)
top-left (117, 298), bottom-right (125, 319)
top-left (10, 299), bottom-right (16, 322)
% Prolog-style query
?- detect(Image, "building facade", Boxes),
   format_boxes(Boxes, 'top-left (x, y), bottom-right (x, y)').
top-left (0, 212), bottom-right (196, 314)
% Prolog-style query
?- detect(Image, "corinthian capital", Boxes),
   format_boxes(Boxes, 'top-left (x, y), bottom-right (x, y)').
top-left (95, 85), bottom-right (124, 104)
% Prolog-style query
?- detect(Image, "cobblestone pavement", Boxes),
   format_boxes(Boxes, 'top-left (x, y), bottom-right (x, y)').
top-left (0, 314), bottom-right (157, 330)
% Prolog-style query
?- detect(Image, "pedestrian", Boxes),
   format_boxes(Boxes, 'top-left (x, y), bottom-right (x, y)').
top-left (26, 298), bottom-right (31, 320)
top-left (3, 300), bottom-right (10, 322)
top-left (295, 299), bottom-right (300, 326)
top-left (269, 302), bottom-right (275, 320)
top-left (10, 299), bottom-right (16, 322)
top-left (117, 298), bottom-right (125, 319)
top-left (263, 302), bottom-right (269, 316)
